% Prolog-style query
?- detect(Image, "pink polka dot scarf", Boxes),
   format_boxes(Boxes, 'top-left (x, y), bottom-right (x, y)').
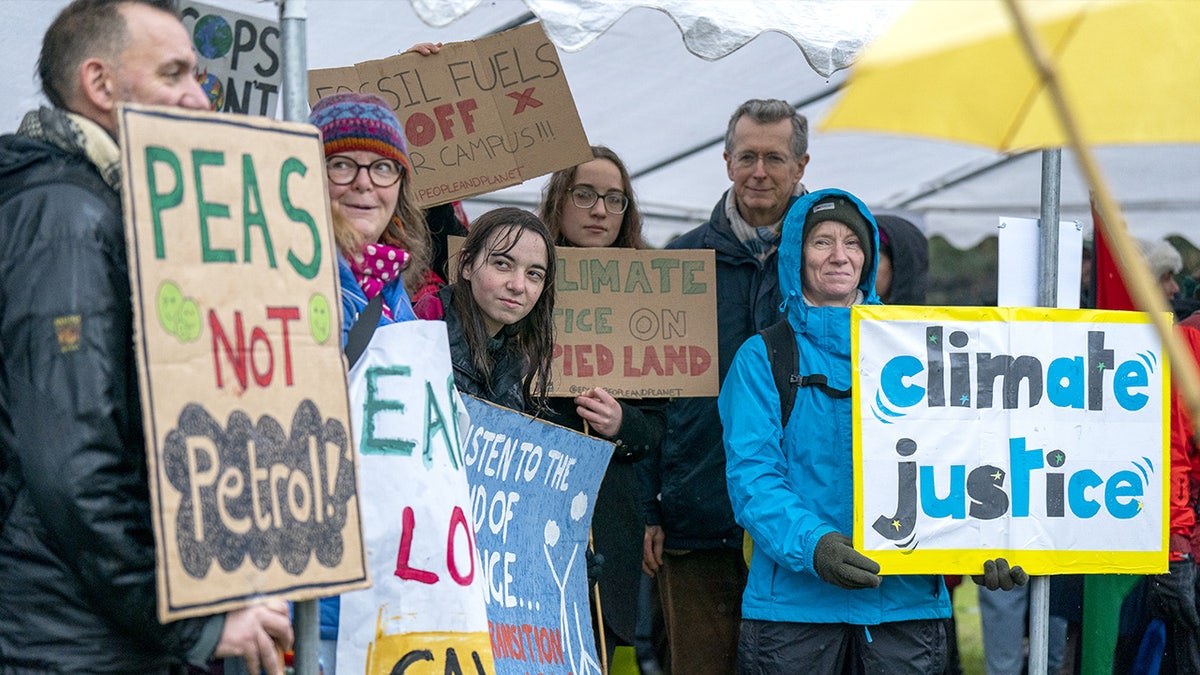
top-left (350, 242), bottom-right (409, 319)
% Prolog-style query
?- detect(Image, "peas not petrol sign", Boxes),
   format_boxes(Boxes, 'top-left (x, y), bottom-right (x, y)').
top-left (118, 103), bottom-right (368, 621)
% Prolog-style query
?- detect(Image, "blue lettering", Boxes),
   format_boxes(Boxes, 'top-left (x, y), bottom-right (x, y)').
top-left (1113, 361), bottom-right (1149, 411)
top-left (879, 326), bottom-right (1159, 413)
top-left (1046, 356), bottom-right (1085, 409)
top-left (1067, 469), bottom-right (1103, 518)
top-left (919, 465), bottom-right (965, 519)
top-left (1105, 470), bottom-right (1143, 518)
top-left (873, 436), bottom-right (1153, 531)
top-left (1008, 437), bottom-right (1044, 518)
top-left (880, 355), bottom-right (925, 408)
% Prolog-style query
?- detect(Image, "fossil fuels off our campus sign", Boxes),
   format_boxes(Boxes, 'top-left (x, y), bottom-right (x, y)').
top-left (852, 306), bottom-right (1169, 576)
top-left (308, 21), bottom-right (592, 207)
top-left (118, 103), bottom-right (369, 622)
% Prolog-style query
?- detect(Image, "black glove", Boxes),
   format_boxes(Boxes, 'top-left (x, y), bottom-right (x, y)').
top-left (813, 532), bottom-right (881, 590)
top-left (586, 549), bottom-right (605, 589)
top-left (1150, 559), bottom-right (1200, 629)
top-left (973, 558), bottom-right (1029, 591)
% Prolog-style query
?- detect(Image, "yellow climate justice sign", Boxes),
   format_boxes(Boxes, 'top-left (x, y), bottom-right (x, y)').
top-left (852, 306), bottom-right (1169, 576)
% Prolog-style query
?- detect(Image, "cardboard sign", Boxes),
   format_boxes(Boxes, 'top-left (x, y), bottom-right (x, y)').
top-left (460, 396), bottom-right (613, 675)
top-left (180, 1), bottom-right (281, 116)
top-left (852, 306), bottom-right (1169, 575)
top-left (118, 104), bottom-right (368, 621)
top-left (550, 247), bottom-right (719, 397)
top-left (308, 22), bottom-right (591, 207)
top-left (340, 321), bottom-right (495, 675)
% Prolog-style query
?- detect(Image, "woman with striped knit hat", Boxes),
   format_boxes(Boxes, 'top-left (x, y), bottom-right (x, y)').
top-left (307, 91), bottom-right (444, 674)
top-left (309, 92), bottom-right (445, 327)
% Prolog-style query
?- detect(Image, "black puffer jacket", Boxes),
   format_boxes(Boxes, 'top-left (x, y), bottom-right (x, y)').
top-left (0, 132), bottom-right (220, 672)
top-left (639, 193), bottom-right (788, 549)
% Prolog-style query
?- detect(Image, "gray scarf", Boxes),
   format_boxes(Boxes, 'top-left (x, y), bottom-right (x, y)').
top-left (725, 182), bottom-right (807, 263)
top-left (17, 106), bottom-right (121, 191)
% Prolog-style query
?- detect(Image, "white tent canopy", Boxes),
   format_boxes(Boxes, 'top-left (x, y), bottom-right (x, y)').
top-left (3, 0), bottom-right (1196, 249)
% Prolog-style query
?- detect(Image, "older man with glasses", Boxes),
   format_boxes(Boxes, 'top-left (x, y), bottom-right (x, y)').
top-left (639, 98), bottom-right (810, 674)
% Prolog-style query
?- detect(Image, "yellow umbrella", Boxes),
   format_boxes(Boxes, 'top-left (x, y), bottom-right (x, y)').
top-left (825, 2), bottom-right (1200, 672)
top-left (824, 0), bottom-right (1200, 151)
top-left (822, 0), bottom-right (1200, 435)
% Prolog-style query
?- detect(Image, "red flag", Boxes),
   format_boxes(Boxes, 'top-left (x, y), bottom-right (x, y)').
top-left (1092, 195), bottom-right (1135, 311)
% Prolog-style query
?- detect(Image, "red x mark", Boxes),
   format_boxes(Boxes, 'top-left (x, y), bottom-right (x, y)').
top-left (507, 87), bottom-right (543, 115)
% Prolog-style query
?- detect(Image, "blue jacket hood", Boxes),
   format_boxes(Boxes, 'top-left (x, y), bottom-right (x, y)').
top-left (779, 188), bottom-right (882, 332)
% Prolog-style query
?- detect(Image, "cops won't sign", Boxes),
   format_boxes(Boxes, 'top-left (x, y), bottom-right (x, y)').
top-left (852, 306), bottom-right (1169, 576)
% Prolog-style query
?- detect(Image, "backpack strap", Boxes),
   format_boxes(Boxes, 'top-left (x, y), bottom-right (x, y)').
top-left (759, 316), bottom-right (854, 430)
top-left (797, 374), bottom-right (852, 400)
top-left (344, 292), bottom-right (384, 369)
top-left (759, 318), bottom-right (798, 429)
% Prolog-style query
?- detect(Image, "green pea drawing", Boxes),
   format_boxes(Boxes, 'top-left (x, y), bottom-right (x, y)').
top-left (176, 299), bottom-right (202, 343)
top-left (309, 293), bottom-right (331, 344)
top-left (157, 281), bottom-right (183, 335)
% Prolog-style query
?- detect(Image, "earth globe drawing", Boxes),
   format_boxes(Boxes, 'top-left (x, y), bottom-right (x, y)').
top-left (193, 14), bottom-right (233, 59)
top-left (197, 71), bottom-right (223, 110)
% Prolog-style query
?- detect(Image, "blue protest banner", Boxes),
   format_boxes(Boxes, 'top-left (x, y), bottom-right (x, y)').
top-left (460, 395), bottom-right (614, 675)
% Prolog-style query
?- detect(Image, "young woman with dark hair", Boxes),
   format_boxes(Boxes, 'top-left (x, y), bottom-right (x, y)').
top-left (441, 207), bottom-right (556, 414)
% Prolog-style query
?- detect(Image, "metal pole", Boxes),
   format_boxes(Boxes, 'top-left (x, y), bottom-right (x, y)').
top-left (278, 5), bottom-right (318, 672)
top-left (1037, 149), bottom-right (1062, 308)
top-left (1027, 147), bottom-right (1061, 675)
top-left (280, 0), bottom-right (308, 123)
top-left (291, 599), bottom-right (320, 675)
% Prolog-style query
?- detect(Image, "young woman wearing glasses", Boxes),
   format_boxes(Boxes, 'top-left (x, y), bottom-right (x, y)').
top-left (309, 92), bottom-right (445, 329)
top-left (540, 146), bottom-right (666, 672)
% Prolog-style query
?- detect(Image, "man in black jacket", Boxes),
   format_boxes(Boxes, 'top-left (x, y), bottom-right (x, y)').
top-left (0, 1), bottom-right (292, 673)
top-left (640, 99), bottom-right (809, 674)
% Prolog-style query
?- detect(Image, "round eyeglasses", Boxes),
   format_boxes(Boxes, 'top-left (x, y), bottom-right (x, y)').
top-left (570, 185), bottom-right (628, 215)
top-left (326, 156), bottom-right (404, 188)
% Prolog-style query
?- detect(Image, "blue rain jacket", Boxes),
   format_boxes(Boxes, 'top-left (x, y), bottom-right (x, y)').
top-left (719, 189), bottom-right (950, 625)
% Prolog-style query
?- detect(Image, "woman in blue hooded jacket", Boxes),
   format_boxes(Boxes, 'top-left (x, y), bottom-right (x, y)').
top-left (719, 189), bottom-right (952, 672)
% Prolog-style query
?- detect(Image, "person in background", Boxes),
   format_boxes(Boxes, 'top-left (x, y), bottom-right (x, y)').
top-left (540, 145), bottom-right (667, 672)
top-left (0, 1), bottom-right (292, 672)
top-left (425, 200), bottom-right (471, 280)
top-left (1141, 237), bottom-right (1184, 302)
top-left (720, 189), bottom-right (1026, 674)
top-left (640, 98), bottom-right (809, 674)
top-left (441, 207), bottom-right (556, 414)
top-left (1111, 237), bottom-right (1200, 675)
top-left (1080, 237), bottom-right (1096, 309)
top-left (310, 92), bottom-right (444, 322)
top-left (873, 214), bottom-right (929, 304)
top-left (978, 556), bottom-right (1068, 673)
top-left (638, 96), bottom-right (816, 672)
